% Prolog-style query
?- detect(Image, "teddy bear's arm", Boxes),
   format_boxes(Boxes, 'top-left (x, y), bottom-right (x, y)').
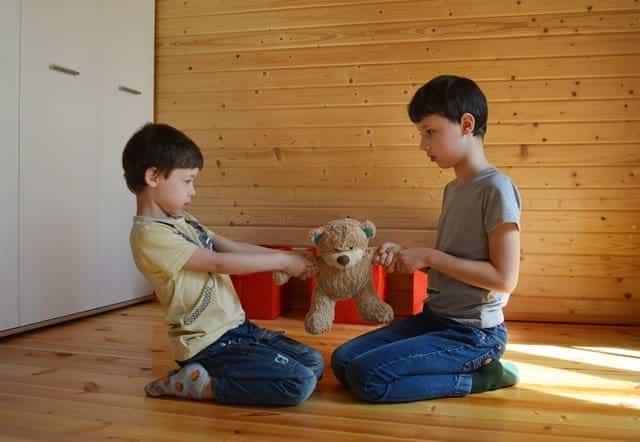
top-left (273, 249), bottom-right (319, 285)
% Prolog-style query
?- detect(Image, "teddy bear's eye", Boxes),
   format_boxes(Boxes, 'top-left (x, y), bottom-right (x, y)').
top-left (349, 246), bottom-right (354, 250)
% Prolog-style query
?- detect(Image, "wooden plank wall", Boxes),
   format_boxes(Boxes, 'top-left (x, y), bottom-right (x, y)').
top-left (155, 0), bottom-right (639, 325)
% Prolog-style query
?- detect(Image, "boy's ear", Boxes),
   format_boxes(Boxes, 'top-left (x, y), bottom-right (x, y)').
top-left (460, 112), bottom-right (476, 136)
top-left (361, 220), bottom-right (376, 239)
top-left (144, 167), bottom-right (160, 188)
top-left (309, 226), bottom-right (324, 245)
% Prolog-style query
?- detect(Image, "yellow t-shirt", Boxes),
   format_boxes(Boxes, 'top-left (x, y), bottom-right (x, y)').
top-left (130, 213), bottom-right (245, 361)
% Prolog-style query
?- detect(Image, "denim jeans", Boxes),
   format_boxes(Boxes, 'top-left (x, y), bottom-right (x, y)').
top-left (331, 306), bottom-right (507, 403)
top-left (180, 320), bottom-right (324, 406)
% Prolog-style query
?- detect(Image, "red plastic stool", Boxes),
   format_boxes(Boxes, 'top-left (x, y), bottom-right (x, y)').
top-left (307, 264), bottom-right (388, 324)
top-left (231, 245), bottom-right (291, 320)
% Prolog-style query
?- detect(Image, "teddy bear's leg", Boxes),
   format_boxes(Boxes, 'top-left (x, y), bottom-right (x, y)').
top-left (354, 279), bottom-right (394, 324)
top-left (305, 286), bottom-right (336, 335)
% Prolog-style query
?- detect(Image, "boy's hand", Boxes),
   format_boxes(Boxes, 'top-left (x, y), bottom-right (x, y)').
top-left (282, 252), bottom-right (317, 280)
top-left (374, 242), bottom-right (402, 271)
top-left (394, 248), bottom-right (433, 274)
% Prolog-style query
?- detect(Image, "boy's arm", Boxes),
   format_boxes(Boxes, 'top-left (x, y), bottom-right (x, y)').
top-left (421, 222), bottom-right (520, 293)
top-left (210, 234), bottom-right (277, 254)
top-left (183, 247), bottom-right (313, 277)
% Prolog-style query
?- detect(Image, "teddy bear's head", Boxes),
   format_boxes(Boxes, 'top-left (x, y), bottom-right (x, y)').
top-left (309, 218), bottom-right (376, 269)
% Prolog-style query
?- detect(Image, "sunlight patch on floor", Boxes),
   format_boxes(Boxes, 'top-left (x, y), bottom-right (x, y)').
top-left (539, 390), bottom-right (640, 409)
top-left (509, 360), bottom-right (637, 389)
top-left (572, 346), bottom-right (640, 359)
top-left (505, 344), bottom-right (640, 410)
top-left (508, 344), bottom-right (640, 372)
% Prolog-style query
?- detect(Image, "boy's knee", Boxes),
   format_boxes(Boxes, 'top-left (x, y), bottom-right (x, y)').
top-left (280, 366), bottom-right (317, 405)
top-left (268, 333), bottom-right (325, 380)
top-left (298, 347), bottom-right (324, 379)
top-left (331, 346), bottom-right (351, 385)
top-left (345, 360), bottom-right (386, 403)
top-left (307, 348), bottom-right (325, 380)
top-left (331, 344), bottom-right (351, 373)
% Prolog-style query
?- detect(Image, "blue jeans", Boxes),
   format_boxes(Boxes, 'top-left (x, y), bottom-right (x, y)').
top-left (180, 320), bottom-right (324, 406)
top-left (331, 306), bottom-right (507, 403)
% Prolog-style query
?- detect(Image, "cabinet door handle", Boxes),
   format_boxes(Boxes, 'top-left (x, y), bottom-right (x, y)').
top-left (118, 85), bottom-right (142, 95)
top-left (48, 64), bottom-right (80, 76)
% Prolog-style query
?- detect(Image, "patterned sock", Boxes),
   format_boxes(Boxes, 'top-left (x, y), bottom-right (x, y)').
top-left (470, 360), bottom-right (519, 393)
top-left (144, 363), bottom-right (212, 400)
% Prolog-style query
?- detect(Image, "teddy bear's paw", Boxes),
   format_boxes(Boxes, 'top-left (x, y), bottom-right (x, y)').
top-left (365, 302), bottom-right (393, 323)
top-left (379, 303), bottom-right (394, 323)
top-left (272, 271), bottom-right (291, 286)
top-left (360, 302), bottom-right (393, 324)
top-left (304, 315), bottom-right (332, 335)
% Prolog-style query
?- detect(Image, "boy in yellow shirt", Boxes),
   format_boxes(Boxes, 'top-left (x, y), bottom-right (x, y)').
top-left (123, 123), bottom-right (322, 406)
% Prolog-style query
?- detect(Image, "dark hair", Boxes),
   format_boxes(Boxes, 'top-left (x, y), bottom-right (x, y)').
top-left (408, 75), bottom-right (488, 137)
top-left (122, 123), bottom-right (204, 193)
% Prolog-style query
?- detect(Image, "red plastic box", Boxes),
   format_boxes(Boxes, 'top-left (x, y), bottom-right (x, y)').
top-left (377, 270), bottom-right (429, 317)
top-left (230, 245), bottom-right (292, 320)
top-left (410, 270), bottom-right (429, 315)
top-left (307, 264), bottom-right (388, 324)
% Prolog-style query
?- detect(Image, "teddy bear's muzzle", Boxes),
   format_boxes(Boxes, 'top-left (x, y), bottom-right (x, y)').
top-left (321, 249), bottom-right (364, 269)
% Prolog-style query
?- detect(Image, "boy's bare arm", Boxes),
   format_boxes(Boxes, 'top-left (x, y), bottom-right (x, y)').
top-left (183, 248), bottom-right (313, 277)
top-left (424, 223), bottom-right (520, 293)
top-left (210, 234), bottom-right (277, 254)
top-left (379, 223), bottom-right (520, 293)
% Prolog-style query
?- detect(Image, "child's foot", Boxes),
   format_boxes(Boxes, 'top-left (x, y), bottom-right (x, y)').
top-left (144, 363), bottom-right (213, 400)
top-left (470, 359), bottom-right (519, 394)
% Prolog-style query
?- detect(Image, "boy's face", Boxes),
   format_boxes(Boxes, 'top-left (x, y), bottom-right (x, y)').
top-left (415, 114), bottom-right (471, 168)
top-left (149, 167), bottom-right (199, 216)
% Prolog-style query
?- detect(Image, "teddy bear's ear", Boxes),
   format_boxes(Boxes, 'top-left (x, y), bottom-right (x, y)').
top-left (361, 220), bottom-right (376, 238)
top-left (309, 226), bottom-right (325, 244)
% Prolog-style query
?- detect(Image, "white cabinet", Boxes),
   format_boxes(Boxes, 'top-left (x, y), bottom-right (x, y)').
top-left (0, 0), bottom-right (21, 331)
top-left (20, 0), bottom-right (102, 324)
top-left (96, 0), bottom-right (155, 307)
top-left (1, 0), bottom-right (154, 335)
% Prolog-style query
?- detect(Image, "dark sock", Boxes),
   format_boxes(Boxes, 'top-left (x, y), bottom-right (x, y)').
top-left (470, 360), bottom-right (519, 393)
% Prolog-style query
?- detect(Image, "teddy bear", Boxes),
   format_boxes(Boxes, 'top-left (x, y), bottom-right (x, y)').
top-left (275, 218), bottom-right (394, 334)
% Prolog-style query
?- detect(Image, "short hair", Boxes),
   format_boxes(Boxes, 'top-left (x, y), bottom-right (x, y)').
top-left (408, 75), bottom-right (488, 137)
top-left (122, 123), bottom-right (204, 193)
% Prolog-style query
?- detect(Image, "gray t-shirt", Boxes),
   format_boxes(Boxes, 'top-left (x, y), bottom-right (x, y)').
top-left (427, 166), bottom-right (521, 328)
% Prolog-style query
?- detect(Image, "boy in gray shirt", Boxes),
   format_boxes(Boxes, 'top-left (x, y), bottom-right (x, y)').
top-left (331, 75), bottom-right (520, 403)
top-left (429, 166), bottom-right (521, 328)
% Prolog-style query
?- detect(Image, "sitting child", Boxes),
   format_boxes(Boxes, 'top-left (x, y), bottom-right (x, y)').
top-left (332, 75), bottom-right (520, 403)
top-left (123, 123), bottom-right (322, 406)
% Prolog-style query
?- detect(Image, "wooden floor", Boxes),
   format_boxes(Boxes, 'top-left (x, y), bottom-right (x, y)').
top-left (0, 301), bottom-right (639, 442)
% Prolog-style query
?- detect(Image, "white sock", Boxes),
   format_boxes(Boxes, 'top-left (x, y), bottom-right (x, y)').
top-left (144, 363), bottom-right (211, 400)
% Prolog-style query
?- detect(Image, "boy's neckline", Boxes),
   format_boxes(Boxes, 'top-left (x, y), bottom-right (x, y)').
top-left (134, 214), bottom-right (186, 222)
top-left (452, 165), bottom-right (496, 188)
